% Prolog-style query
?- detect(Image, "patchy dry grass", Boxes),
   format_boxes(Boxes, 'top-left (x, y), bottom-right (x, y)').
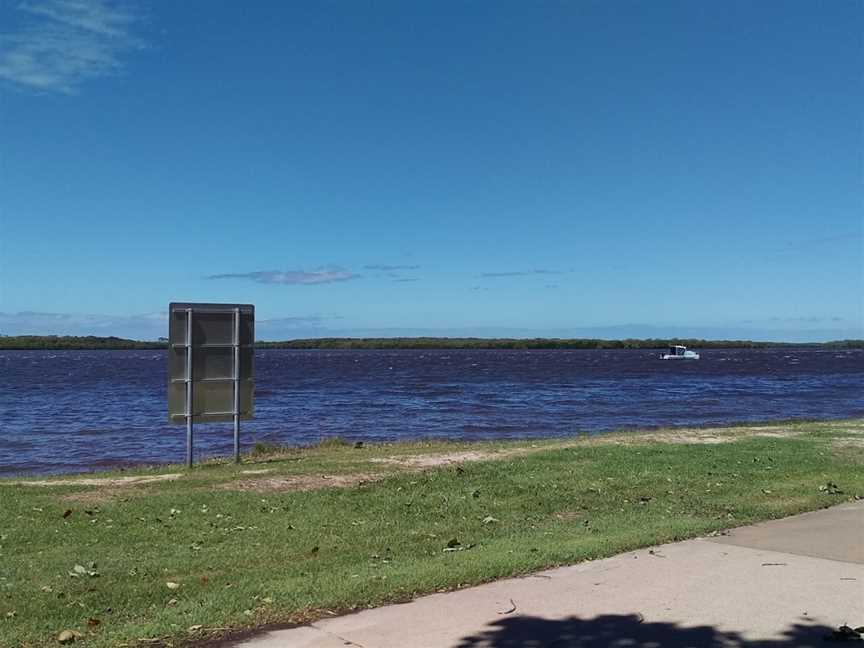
top-left (369, 449), bottom-right (521, 468)
top-left (15, 474), bottom-right (184, 488)
top-left (218, 472), bottom-right (384, 493)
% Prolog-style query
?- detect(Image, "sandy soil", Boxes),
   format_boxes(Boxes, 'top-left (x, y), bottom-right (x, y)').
top-left (12, 473), bottom-right (183, 487)
top-left (368, 450), bottom-right (515, 468)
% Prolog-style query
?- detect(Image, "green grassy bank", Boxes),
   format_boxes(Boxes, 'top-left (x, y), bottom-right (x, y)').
top-left (2, 419), bottom-right (862, 647)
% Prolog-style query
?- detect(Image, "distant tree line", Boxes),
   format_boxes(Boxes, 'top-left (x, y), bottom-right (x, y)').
top-left (0, 335), bottom-right (167, 350)
top-left (2, 335), bottom-right (862, 350)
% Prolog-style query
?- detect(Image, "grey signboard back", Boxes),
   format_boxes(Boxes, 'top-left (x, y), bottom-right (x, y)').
top-left (168, 302), bottom-right (254, 465)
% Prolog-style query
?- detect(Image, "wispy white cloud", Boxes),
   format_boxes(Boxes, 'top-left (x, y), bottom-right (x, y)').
top-left (363, 264), bottom-right (421, 271)
top-left (480, 272), bottom-right (527, 278)
top-left (258, 315), bottom-right (336, 325)
top-left (0, 0), bottom-right (145, 94)
top-left (20, 0), bottom-right (138, 36)
top-left (767, 316), bottom-right (845, 324)
top-left (207, 267), bottom-right (361, 285)
top-left (362, 264), bottom-right (422, 282)
top-left (480, 269), bottom-right (567, 278)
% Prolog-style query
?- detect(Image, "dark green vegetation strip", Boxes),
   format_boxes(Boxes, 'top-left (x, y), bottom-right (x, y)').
top-left (0, 335), bottom-right (165, 350)
top-left (1, 421), bottom-right (862, 647)
top-left (3, 334), bottom-right (863, 349)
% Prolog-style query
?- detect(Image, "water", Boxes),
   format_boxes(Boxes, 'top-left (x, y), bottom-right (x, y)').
top-left (2, 348), bottom-right (862, 476)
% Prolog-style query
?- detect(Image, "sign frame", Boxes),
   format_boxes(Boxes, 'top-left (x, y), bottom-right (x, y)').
top-left (168, 302), bottom-right (255, 466)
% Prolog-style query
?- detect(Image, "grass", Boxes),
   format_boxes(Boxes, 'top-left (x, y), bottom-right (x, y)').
top-left (1, 419), bottom-right (863, 647)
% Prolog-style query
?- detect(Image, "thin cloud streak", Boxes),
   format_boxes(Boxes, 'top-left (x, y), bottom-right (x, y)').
top-left (0, 0), bottom-right (145, 94)
top-left (768, 316), bottom-right (845, 323)
top-left (480, 269), bottom-right (567, 278)
top-left (256, 314), bottom-right (340, 329)
top-left (207, 267), bottom-right (360, 285)
top-left (20, 0), bottom-right (138, 37)
top-left (363, 264), bottom-right (421, 271)
top-left (763, 230), bottom-right (862, 262)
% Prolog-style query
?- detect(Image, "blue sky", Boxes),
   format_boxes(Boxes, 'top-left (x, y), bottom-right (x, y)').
top-left (1, 0), bottom-right (861, 341)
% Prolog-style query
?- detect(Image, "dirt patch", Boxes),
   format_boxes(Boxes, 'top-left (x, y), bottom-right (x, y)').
top-left (5, 473), bottom-right (185, 505)
top-left (752, 431), bottom-right (798, 438)
top-left (627, 431), bottom-right (735, 445)
top-left (239, 469), bottom-right (274, 475)
top-left (747, 426), bottom-right (806, 439)
top-left (369, 450), bottom-right (515, 468)
top-left (737, 425), bottom-right (790, 434)
top-left (222, 472), bottom-right (383, 493)
top-left (830, 426), bottom-right (864, 436)
top-left (833, 421), bottom-right (864, 430)
top-left (369, 448), bottom-right (547, 469)
top-left (625, 424), bottom-right (809, 445)
top-left (225, 449), bottom-right (530, 492)
top-left (832, 438), bottom-right (864, 449)
top-left (11, 473), bottom-right (183, 488)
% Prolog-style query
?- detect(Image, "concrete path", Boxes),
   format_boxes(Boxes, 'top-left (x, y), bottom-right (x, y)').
top-left (232, 502), bottom-right (864, 647)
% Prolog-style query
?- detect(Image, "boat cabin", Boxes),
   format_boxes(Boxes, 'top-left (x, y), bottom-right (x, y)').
top-left (661, 344), bottom-right (700, 360)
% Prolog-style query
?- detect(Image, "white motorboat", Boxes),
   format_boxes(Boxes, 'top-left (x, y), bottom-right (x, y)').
top-left (661, 345), bottom-right (700, 360)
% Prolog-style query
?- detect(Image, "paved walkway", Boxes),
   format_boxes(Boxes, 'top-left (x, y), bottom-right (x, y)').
top-left (232, 502), bottom-right (864, 647)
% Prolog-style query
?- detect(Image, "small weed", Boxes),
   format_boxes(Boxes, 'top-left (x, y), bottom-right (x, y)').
top-left (313, 436), bottom-right (352, 449)
top-left (251, 441), bottom-right (287, 456)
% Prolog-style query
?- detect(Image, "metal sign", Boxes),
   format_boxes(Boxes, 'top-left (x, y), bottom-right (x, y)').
top-left (168, 302), bottom-right (255, 466)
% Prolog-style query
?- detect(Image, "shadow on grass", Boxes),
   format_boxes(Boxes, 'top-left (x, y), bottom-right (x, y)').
top-left (454, 613), bottom-right (843, 647)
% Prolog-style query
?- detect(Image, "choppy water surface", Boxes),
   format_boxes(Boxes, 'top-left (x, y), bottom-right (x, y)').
top-left (2, 348), bottom-right (862, 476)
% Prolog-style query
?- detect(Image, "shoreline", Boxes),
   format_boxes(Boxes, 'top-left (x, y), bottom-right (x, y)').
top-left (4, 415), bottom-right (863, 481)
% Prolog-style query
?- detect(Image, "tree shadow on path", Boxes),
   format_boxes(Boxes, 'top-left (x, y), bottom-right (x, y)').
top-left (454, 613), bottom-right (847, 648)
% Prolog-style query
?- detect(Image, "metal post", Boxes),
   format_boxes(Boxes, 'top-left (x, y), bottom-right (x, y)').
top-left (185, 308), bottom-right (194, 468)
top-left (233, 307), bottom-right (241, 463)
